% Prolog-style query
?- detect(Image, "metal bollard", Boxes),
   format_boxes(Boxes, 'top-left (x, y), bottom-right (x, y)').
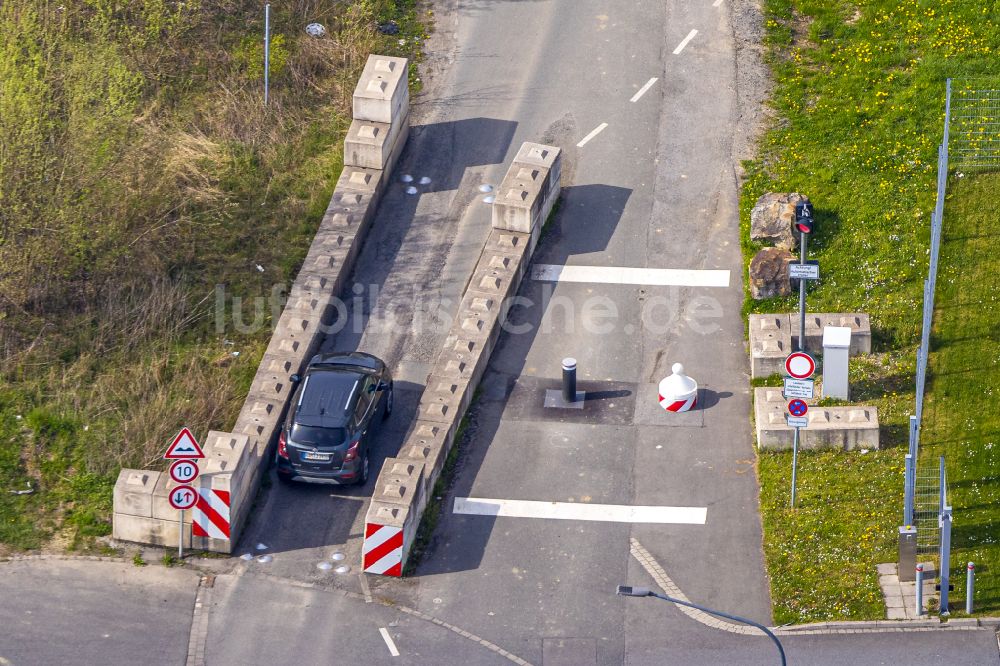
top-left (966, 562), bottom-right (975, 614)
top-left (562, 358), bottom-right (577, 403)
top-left (915, 564), bottom-right (924, 616)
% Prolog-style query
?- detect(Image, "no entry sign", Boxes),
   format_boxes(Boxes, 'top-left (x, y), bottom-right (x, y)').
top-left (785, 352), bottom-right (816, 379)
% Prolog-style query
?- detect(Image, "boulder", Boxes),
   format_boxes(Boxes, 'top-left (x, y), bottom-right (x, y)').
top-left (750, 192), bottom-right (810, 250)
top-left (749, 248), bottom-right (794, 299)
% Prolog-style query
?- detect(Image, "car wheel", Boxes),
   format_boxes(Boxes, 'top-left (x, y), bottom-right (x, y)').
top-left (357, 454), bottom-right (370, 486)
top-left (382, 383), bottom-right (394, 420)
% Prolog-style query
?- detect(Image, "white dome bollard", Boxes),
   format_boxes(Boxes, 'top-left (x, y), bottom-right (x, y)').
top-left (658, 363), bottom-right (698, 412)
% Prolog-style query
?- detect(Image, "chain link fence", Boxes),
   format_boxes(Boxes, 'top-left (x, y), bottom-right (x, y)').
top-left (950, 81), bottom-right (1000, 172)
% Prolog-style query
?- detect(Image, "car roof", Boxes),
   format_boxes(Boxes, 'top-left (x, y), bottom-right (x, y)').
top-left (308, 351), bottom-right (381, 372)
top-left (293, 368), bottom-right (363, 428)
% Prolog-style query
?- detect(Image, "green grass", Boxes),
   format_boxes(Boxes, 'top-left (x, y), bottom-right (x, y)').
top-left (921, 173), bottom-right (1000, 613)
top-left (747, 0), bottom-right (1000, 621)
top-left (760, 448), bottom-right (902, 624)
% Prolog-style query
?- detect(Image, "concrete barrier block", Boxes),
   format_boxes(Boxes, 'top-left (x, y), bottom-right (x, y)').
top-left (795, 312), bottom-right (872, 355)
top-left (468, 263), bottom-right (517, 304)
top-left (491, 171), bottom-right (544, 234)
top-left (416, 386), bottom-right (468, 425)
top-left (320, 190), bottom-right (378, 242)
top-left (754, 388), bottom-right (880, 451)
top-left (263, 306), bottom-right (324, 363)
top-left (363, 500), bottom-right (418, 569)
top-left (352, 55), bottom-right (409, 124)
top-left (399, 421), bottom-right (450, 485)
top-left (200, 432), bottom-right (251, 502)
top-left (344, 109), bottom-right (410, 172)
top-left (748, 314), bottom-right (792, 379)
top-left (113, 513), bottom-right (191, 548)
top-left (233, 397), bottom-right (283, 462)
top-left (514, 143), bottom-right (562, 213)
top-left (113, 469), bottom-right (159, 518)
top-left (373, 458), bottom-right (427, 514)
top-left (335, 165), bottom-right (385, 201)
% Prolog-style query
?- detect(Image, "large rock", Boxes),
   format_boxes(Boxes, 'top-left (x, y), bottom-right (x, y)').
top-left (749, 248), bottom-right (794, 299)
top-left (750, 192), bottom-right (810, 250)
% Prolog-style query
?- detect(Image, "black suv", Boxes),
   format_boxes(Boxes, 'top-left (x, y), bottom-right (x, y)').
top-left (276, 352), bottom-right (393, 485)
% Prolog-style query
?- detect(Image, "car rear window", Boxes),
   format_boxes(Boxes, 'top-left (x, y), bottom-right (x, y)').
top-left (289, 424), bottom-right (346, 449)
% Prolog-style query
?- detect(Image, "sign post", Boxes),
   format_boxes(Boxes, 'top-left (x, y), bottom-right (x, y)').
top-left (794, 201), bottom-right (814, 353)
top-left (784, 352), bottom-right (815, 509)
top-left (164, 428), bottom-right (204, 558)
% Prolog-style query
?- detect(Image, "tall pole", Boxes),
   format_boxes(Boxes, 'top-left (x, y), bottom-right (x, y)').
top-left (264, 3), bottom-right (271, 106)
top-left (178, 508), bottom-right (184, 559)
top-left (791, 229), bottom-right (807, 509)
top-left (798, 231), bottom-right (807, 352)
top-left (790, 430), bottom-right (799, 508)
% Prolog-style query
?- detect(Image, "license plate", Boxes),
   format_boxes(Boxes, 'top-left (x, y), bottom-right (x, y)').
top-left (302, 451), bottom-right (330, 462)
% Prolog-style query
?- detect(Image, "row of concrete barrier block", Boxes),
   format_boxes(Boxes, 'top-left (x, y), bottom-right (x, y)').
top-left (362, 142), bottom-right (562, 575)
top-left (754, 387), bottom-right (880, 451)
top-left (748, 312), bottom-right (871, 378)
top-left (112, 55), bottom-right (410, 552)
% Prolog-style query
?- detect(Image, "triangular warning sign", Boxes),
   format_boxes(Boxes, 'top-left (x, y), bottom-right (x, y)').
top-left (164, 427), bottom-right (205, 459)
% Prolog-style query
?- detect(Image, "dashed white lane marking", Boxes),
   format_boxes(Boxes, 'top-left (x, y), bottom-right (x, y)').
top-left (673, 29), bottom-right (699, 54)
top-left (454, 498), bottom-right (707, 524)
top-left (630, 77), bottom-right (659, 102)
top-left (576, 122), bottom-right (609, 147)
top-left (379, 627), bottom-right (401, 657)
top-left (713, 0), bottom-right (723, 6)
top-left (531, 263), bottom-right (731, 288)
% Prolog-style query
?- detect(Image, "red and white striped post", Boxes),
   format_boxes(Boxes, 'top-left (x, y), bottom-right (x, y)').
top-left (658, 363), bottom-right (698, 413)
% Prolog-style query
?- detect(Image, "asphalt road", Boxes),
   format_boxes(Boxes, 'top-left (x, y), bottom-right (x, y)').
top-left (409, 0), bottom-right (771, 663)
top-left (0, 559), bottom-right (198, 666)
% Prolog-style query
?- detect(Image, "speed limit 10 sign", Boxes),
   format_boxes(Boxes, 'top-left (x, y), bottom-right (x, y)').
top-left (169, 459), bottom-right (200, 484)
top-left (168, 484), bottom-right (198, 510)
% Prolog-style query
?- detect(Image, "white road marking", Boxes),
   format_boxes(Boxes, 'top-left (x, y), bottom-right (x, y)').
top-left (454, 497), bottom-right (707, 524)
top-left (630, 77), bottom-right (659, 102)
top-left (713, 0), bottom-right (723, 6)
top-left (673, 29), bottom-right (698, 54)
top-left (576, 122), bottom-right (609, 147)
top-left (531, 263), bottom-right (730, 288)
top-left (379, 627), bottom-right (400, 657)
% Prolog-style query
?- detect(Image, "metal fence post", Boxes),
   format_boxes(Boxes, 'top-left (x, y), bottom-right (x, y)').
top-left (915, 564), bottom-right (924, 616)
top-left (904, 454), bottom-right (914, 526)
top-left (939, 457), bottom-right (946, 515)
top-left (966, 562), bottom-right (975, 614)
top-left (264, 3), bottom-right (271, 106)
top-left (940, 508), bottom-right (952, 616)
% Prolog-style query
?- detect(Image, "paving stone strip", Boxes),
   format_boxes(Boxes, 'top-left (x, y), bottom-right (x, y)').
top-left (629, 537), bottom-right (1000, 635)
top-left (186, 575), bottom-right (214, 666)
